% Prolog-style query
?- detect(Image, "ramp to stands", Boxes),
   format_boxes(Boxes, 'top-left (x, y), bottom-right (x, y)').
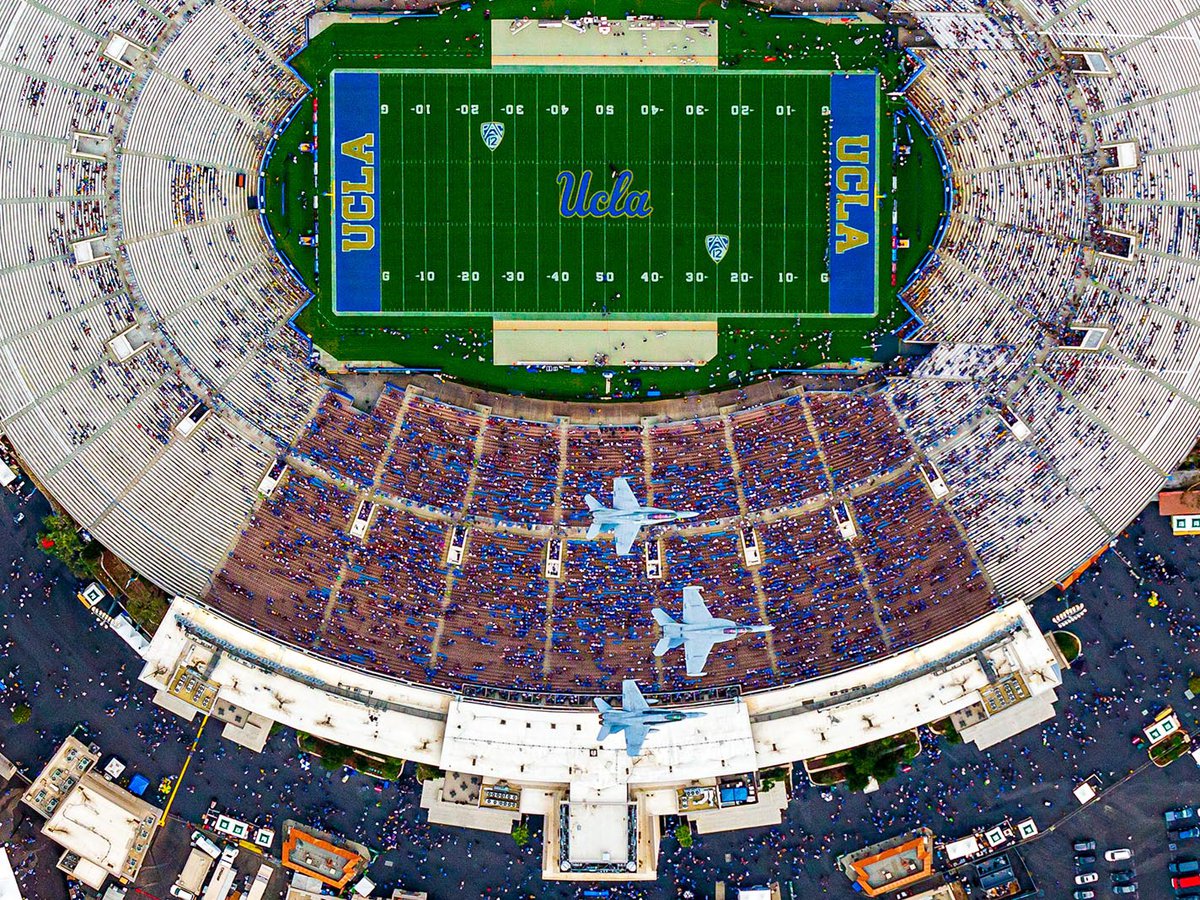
top-left (493, 319), bottom-right (717, 366)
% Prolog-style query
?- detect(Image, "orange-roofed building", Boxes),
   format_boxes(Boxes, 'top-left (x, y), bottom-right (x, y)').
top-left (838, 829), bottom-right (934, 897)
top-left (1159, 489), bottom-right (1200, 535)
top-left (279, 820), bottom-right (369, 890)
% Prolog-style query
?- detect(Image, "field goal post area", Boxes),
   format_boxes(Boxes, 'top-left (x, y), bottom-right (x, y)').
top-left (328, 17), bottom-right (881, 366)
top-left (493, 319), bottom-right (718, 366)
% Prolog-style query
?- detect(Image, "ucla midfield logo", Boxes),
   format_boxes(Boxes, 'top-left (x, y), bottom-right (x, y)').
top-left (480, 122), bottom-right (504, 152)
top-left (557, 170), bottom-right (652, 219)
top-left (705, 234), bottom-right (730, 264)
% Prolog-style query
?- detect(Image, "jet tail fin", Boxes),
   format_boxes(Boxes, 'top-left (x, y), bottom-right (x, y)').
top-left (584, 494), bottom-right (603, 512)
top-left (586, 520), bottom-right (603, 540)
top-left (651, 608), bottom-right (674, 628)
top-left (594, 697), bottom-right (613, 742)
top-left (653, 635), bottom-right (672, 657)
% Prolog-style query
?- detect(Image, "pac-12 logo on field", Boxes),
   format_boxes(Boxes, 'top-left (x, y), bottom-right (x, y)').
top-left (705, 234), bottom-right (730, 264)
top-left (480, 122), bottom-right (505, 151)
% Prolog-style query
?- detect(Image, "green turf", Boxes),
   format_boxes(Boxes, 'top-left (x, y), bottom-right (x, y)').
top-left (342, 68), bottom-right (838, 317)
top-left (265, 1), bottom-right (948, 400)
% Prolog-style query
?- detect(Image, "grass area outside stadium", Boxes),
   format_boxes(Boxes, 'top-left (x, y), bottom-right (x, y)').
top-left (262, 1), bottom-right (948, 401)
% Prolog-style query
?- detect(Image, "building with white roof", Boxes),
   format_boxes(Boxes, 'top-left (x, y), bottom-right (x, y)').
top-left (22, 736), bottom-right (161, 891)
top-left (139, 596), bottom-right (1064, 879)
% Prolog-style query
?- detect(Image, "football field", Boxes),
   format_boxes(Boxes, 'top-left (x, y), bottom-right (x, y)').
top-left (329, 68), bottom-right (880, 318)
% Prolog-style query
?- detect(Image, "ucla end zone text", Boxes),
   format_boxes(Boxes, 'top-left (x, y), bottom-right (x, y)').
top-left (330, 69), bottom-right (880, 318)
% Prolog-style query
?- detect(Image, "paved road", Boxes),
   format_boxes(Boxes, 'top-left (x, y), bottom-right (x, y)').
top-left (2, 485), bottom-right (1199, 899)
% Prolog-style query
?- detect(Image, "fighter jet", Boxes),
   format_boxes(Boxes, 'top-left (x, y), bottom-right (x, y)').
top-left (583, 477), bottom-right (698, 555)
top-left (652, 586), bottom-right (774, 677)
top-left (594, 679), bottom-right (704, 757)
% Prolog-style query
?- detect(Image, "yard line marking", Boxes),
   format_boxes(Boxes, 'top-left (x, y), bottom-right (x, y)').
top-left (467, 74), bottom-right (473, 312)
top-left (490, 75), bottom-right (495, 313)
top-left (418, 76), bottom-right (429, 312)
top-left (643, 72), bottom-right (652, 309)
top-left (444, 75), bottom-right (451, 312)
top-left (669, 76), bottom-right (676, 314)
top-left (513, 74), bottom-right (520, 314)
top-left (534, 77), bottom-right (540, 313)
top-left (578, 76), bottom-right (584, 314)
top-left (602, 76), bottom-right (608, 294)
top-left (729, 77), bottom-right (739, 316)
top-left (760, 76), bottom-right (766, 314)
top-left (691, 77), bottom-right (700, 316)
top-left (401, 78), bottom-right (408, 311)
top-left (783, 77), bottom-right (788, 302)
top-left (557, 73), bottom-right (563, 315)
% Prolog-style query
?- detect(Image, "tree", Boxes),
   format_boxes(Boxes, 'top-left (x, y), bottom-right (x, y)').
top-left (37, 515), bottom-right (97, 576)
top-left (415, 763), bottom-right (444, 783)
top-left (511, 822), bottom-right (530, 847)
top-left (839, 734), bottom-right (917, 791)
top-left (758, 765), bottom-right (789, 793)
top-left (942, 720), bottom-right (963, 745)
top-left (674, 823), bottom-right (694, 849)
top-left (1188, 675), bottom-right (1200, 695)
top-left (316, 740), bottom-right (352, 770)
top-left (11, 704), bottom-right (31, 725)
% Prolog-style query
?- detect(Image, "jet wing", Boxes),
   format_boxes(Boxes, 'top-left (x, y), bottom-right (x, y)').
top-left (683, 635), bottom-right (717, 677)
top-left (622, 722), bottom-right (649, 758)
top-left (681, 586), bottom-right (713, 624)
top-left (622, 679), bottom-right (650, 712)
top-left (612, 477), bottom-right (641, 510)
top-left (613, 522), bottom-right (641, 556)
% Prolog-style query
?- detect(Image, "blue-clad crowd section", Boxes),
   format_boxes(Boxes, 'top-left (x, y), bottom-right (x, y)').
top-left (332, 70), bottom-right (382, 313)
top-left (828, 72), bottom-right (878, 316)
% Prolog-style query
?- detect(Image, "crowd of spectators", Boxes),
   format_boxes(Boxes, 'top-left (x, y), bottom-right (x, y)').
top-left (205, 384), bottom-right (1002, 698)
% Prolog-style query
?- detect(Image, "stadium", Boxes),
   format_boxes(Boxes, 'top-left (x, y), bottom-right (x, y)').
top-left (0, 0), bottom-right (1196, 880)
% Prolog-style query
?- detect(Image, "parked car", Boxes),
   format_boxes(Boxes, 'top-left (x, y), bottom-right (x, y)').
top-left (1075, 873), bottom-right (1099, 885)
top-left (1072, 892), bottom-right (1094, 900)
top-left (1111, 870), bottom-right (1136, 884)
top-left (1170, 860), bottom-right (1200, 875)
top-left (1112, 885), bottom-right (1137, 895)
top-left (1168, 807), bottom-right (1198, 824)
top-left (1105, 848), bottom-right (1132, 862)
top-left (1074, 839), bottom-right (1097, 852)
top-left (1172, 827), bottom-right (1200, 842)
top-left (1075, 854), bottom-right (1096, 868)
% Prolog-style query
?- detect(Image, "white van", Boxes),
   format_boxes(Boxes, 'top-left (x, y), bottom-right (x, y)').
top-left (190, 831), bottom-right (221, 859)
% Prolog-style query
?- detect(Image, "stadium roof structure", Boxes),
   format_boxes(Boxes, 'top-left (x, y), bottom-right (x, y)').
top-left (441, 697), bottom-right (757, 789)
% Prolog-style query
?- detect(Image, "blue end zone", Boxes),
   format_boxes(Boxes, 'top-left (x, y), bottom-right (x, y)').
top-left (828, 73), bottom-right (878, 316)
top-left (332, 70), bottom-right (382, 314)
